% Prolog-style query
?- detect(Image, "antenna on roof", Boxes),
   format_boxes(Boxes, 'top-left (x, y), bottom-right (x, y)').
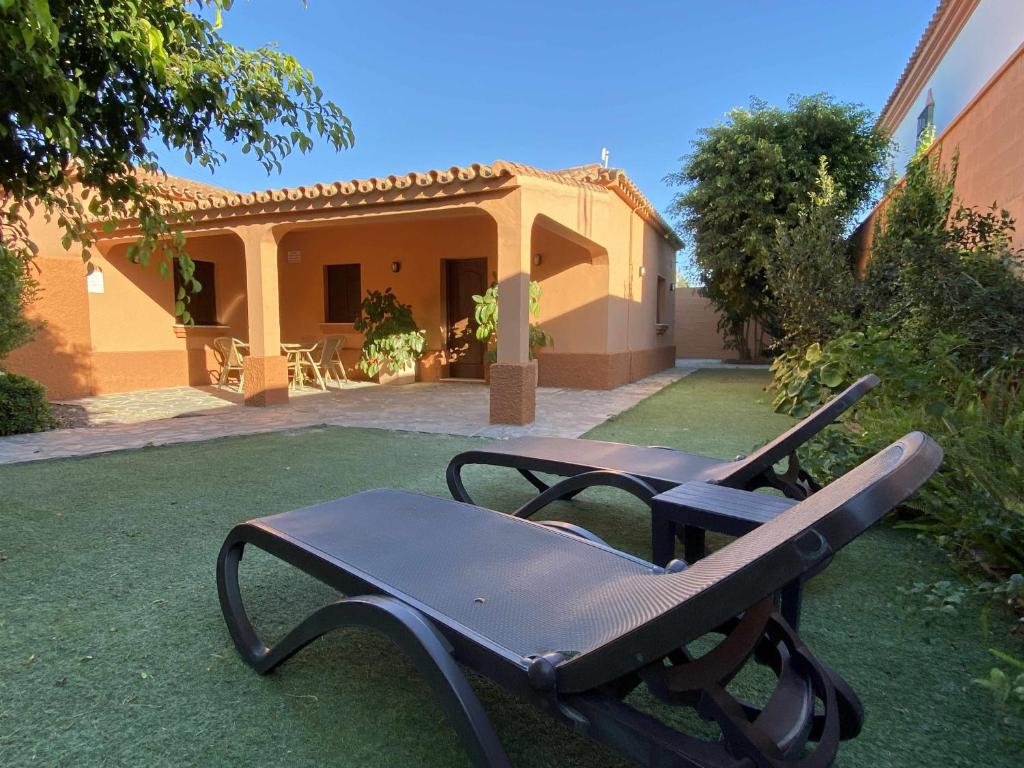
top-left (600, 147), bottom-right (609, 169)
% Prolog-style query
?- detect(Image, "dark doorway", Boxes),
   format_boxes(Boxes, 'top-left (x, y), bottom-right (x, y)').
top-left (445, 258), bottom-right (488, 379)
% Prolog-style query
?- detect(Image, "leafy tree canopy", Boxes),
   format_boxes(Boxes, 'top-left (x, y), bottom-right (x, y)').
top-left (665, 94), bottom-right (887, 357)
top-left (0, 0), bottom-right (353, 326)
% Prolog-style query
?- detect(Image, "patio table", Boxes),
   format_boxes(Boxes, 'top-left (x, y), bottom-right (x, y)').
top-left (651, 481), bottom-right (806, 627)
top-left (281, 342), bottom-right (326, 390)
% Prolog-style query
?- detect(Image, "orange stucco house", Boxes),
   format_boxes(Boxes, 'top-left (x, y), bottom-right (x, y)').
top-left (5, 161), bottom-right (680, 425)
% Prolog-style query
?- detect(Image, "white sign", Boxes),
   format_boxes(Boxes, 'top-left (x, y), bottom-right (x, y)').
top-left (287, 250), bottom-right (301, 264)
top-left (86, 268), bottom-right (105, 294)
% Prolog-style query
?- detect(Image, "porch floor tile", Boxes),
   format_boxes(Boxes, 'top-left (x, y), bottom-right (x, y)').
top-left (0, 367), bottom-right (694, 465)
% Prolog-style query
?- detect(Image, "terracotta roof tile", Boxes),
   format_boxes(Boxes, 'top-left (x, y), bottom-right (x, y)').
top-left (127, 160), bottom-right (681, 248)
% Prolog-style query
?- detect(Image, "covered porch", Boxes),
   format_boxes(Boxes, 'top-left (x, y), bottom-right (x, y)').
top-left (86, 162), bottom-right (678, 425)
top-left (95, 166), bottom-right (654, 424)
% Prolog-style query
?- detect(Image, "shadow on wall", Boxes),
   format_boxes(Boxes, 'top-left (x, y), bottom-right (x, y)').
top-left (2, 323), bottom-right (96, 400)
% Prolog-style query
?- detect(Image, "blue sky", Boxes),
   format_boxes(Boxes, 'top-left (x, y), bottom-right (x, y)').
top-left (158, 0), bottom-right (937, 217)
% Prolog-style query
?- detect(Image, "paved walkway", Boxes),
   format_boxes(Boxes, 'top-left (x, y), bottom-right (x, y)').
top-left (0, 368), bottom-right (694, 465)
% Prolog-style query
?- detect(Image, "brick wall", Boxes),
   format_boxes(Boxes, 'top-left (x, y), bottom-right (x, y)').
top-left (673, 288), bottom-right (766, 360)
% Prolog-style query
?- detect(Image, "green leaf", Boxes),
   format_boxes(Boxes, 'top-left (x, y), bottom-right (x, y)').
top-left (819, 362), bottom-right (845, 388)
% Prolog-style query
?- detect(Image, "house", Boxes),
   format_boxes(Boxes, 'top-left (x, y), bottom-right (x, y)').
top-left (857, 0), bottom-right (1024, 262)
top-left (4, 161), bottom-right (680, 425)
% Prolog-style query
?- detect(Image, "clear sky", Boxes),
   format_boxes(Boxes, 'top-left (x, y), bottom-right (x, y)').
top-left (157, 0), bottom-right (938, 218)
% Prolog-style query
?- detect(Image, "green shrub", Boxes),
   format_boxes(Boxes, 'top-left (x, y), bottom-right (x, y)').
top-left (766, 158), bottom-right (861, 348)
top-left (0, 243), bottom-right (38, 358)
top-left (0, 372), bottom-right (55, 435)
top-left (768, 328), bottom-right (944, 417)
top-left (666, 93), bottom-right (889, 357)
top-left (778, 345), bottom-right (1024, 574)
top-left (472, 281), bottom-right (552, 362)
top-left (865, 137), bottom-right (1024, 370)
top-left (352, 289), bottom-right (426, 378)
top-left (974, 649), bottom-right (1024, 742)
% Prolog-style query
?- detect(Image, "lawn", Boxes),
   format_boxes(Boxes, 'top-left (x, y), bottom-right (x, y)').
top-left (1, 369), bottom-right (1020, 767)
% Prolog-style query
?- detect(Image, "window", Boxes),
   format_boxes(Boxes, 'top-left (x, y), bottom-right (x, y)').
top-left (174, 259), bottom-right (218, 325)
top-left (656, 275), bottom-right (668, 324)
top-left (324, 264), bottom-right (362, 323)
top-left (916, 102), bottom-right (935, 142)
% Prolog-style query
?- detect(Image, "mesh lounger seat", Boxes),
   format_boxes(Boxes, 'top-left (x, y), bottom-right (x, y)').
top-left (218, 431), bottom-right (941, 768)
top-left (446, 374), bottom-right (880, 511)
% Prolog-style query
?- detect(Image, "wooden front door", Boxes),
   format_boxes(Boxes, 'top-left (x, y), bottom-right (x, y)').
top-left (445, 258), bottom-right (488, 379)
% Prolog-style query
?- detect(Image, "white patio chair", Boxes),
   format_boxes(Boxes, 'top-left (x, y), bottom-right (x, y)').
top-left (213, 337), bottom-right (247, 392)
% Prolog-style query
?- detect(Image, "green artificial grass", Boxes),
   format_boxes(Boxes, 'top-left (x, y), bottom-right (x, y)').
top-left (0, 369), bottom-right (1020, 766)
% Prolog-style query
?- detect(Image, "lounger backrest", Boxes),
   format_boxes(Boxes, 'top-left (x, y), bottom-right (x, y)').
top-left (726, 373), bottom-right (880, 486)
top-left (558, 430), bottom-right (941, 692)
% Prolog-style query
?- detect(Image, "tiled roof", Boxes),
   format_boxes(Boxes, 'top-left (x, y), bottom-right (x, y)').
top-left (154, 160), bottom-right (682, 247)
top-left (139, 171), bottom-right (235, 201)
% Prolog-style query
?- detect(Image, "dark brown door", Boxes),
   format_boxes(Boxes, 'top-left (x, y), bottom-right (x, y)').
top-left (445, 258), bottom-right (488, 379)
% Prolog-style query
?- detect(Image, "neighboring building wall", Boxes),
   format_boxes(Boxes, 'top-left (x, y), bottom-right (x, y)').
top-left (857, 13), bottom-right (1024, 269)
top-left (887, 0), bottom-right (1024, 172)
top-left (674, 288), bottom-right (763, 361)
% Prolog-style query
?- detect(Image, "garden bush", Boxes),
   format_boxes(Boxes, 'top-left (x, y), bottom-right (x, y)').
top-left (0, 372), bottom-right (55, 435)
top-left (353, 289), bottom-right (425, 379)
top-left (769, 131), bottom-right (1024, 576)
top-left (765, 158), bottom-right (861, 348)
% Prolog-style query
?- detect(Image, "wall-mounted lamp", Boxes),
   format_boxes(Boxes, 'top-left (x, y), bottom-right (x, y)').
top-left (533, 253), bottom-right (543, 267)
top-left (390, 261), bottom-right (401, 273)
top-left (669, 283), bottom-right (675, 292)
top-left (638, 266), bottom-right (647, 277)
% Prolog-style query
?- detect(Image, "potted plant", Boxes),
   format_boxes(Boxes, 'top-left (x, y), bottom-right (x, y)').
top-left (353, 288), bottom-right (426, 385)
top-left (472, 281), bottom-right (552, 381)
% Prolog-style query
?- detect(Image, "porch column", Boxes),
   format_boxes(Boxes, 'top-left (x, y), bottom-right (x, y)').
top-left (238, 224), bottom-right (288, 406)
top-left (490, 213), bottom-right (536, 425)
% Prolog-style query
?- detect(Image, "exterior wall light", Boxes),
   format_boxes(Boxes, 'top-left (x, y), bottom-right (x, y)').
top-left (390, 261), bottom-right (401, 273)
top-left (533, 253), bottom-right (543, 266)
top-left (639, 266), bottom-right (647, 277)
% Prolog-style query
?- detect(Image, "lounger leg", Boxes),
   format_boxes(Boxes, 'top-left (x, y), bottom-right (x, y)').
top-left (511, 470), bottom-right (657, 519)
top-left (516, 470), bottom-right (588, 501)
top-left (517, 468), bottom-right (551, 493)
top-left (217, 538), bottom-right (511, 768)
top-left (682, 526), bottom-right (706, 563)
top-left (445, 458), bottom-right (476, 504)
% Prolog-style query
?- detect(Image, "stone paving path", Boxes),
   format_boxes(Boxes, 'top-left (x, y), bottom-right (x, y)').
top-left (0, 367), bottom-right (694, 465)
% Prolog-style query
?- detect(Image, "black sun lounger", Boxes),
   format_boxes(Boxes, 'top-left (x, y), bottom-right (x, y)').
top-left (446, 374), bottom-right (880, 511)
top-left (218, 430), bottom-right (940, 768)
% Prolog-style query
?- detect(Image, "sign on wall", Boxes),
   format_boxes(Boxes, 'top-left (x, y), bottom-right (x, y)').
top-left (86, 267), bottom-right (105, 294)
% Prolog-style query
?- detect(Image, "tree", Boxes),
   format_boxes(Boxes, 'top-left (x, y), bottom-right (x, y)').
top-left (765, 157), bottom-right (860, 348)
top-left (0, 0), bottom-right (353, 344)
top-left (0, 244), bottom-right (37, 358)
top-left (666, 94), bottom-right (887, 358)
